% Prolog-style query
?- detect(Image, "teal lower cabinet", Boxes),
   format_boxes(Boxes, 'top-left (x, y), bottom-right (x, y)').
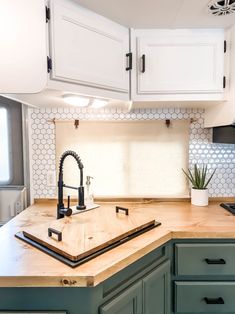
top-left (175, 281), bottom-right (235, 313)
top-left (173, 240), bottom-right (235, 314)
top-left (100, 260), bottom-right (171, 314)
top-left (0, 242), bottom-right (171, 314)
top-left (100, 281), bottom-right (142, 314)
top-left (143, 261), bottom-right (170, 314)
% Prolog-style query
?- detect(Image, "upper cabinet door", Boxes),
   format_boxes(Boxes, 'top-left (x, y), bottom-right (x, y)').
top-left (0, 0), bottom-right (47, 93)
top-left (132, 29), bottom-right (225, 100)
top-left (49, 0), bottom-right (130, 94)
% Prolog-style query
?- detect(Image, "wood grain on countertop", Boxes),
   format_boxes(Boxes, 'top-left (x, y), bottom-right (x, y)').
top-left (0, 198), bottom-right (235, 287)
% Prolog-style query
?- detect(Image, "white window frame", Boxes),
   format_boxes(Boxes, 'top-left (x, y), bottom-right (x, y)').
top-left (0, 106), bottom-right (12, 185)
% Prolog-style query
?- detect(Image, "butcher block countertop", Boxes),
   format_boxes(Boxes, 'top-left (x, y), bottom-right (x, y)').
top-left (0, 198), bottom-right (235, 288)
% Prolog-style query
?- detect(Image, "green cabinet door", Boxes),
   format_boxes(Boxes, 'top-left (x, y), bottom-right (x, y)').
top-left (143, 260), bottom-right (171, 314)
top-left (100, 281), bottom-right (142, 314)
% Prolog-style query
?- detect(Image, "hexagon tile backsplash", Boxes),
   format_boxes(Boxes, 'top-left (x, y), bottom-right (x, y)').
top-left (29, 107), bottom-right (235, 198)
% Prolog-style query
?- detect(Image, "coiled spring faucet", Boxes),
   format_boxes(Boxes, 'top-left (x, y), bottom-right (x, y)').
top-left (57, 150), bottom-right (86, 219)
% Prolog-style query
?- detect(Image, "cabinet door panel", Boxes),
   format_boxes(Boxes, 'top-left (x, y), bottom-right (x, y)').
top-left (143, 260), bottom-right (170, 314)
top-left (100, 281), bottom-right (142, 314)
top-left (50, 0), bottom-right (129, 93)
top-left (135, 29), bottom-right (224, 95)
top-left (0, 0), bottom-right (47, 93)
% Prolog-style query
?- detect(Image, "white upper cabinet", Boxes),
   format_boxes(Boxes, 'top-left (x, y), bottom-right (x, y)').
top-left (0, 0), bottom-right (47, 93)
top-left (0, 1), bottom-right (229, 107)
top-left (131, 29), bottom-right (225, 101)
top-left (205, 25), bottom-right (235, 127)
top-left (49, 0), bottom-right (130, 95)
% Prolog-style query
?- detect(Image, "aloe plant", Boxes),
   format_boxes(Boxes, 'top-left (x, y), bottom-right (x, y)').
top-left (182, 164), bottom-right (216, 189)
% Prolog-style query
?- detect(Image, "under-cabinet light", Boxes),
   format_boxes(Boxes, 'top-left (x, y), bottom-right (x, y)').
top-left (90, 99), bottom-right (108, 109)
top-left (62, 95), bottom-right (90, 107)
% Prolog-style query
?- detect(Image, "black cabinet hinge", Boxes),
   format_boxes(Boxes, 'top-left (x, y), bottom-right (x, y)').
top-left (223, 76), bottom-right (226, 89)
top-left (224, 40), bottom-right (227, 53)
top-left (46, 6), bottom-right (50, 23)
top-left (47, 56), bottom-right (52, 73)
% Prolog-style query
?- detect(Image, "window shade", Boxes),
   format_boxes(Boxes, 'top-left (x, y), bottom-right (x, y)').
top-left (55, 120), bottom-right (190, 198)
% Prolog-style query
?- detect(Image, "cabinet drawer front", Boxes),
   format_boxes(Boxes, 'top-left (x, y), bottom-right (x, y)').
top-left (175, 281), bottom-right (235, 313)
top-left (175, 244), bottom-right (235, 276)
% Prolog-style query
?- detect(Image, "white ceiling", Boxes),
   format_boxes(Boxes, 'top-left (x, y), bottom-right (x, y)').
top-left (75, 0), bottom-right (235, 29)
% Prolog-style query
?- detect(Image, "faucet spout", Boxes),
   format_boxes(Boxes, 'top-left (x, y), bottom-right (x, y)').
top-left (57, 150), bottom-right (86, 219)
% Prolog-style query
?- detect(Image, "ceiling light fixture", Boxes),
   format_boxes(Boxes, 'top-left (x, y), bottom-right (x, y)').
top-left (90, 99), bottom-right (109, 109)
top-left (62, 94), bottom-right (90, 107)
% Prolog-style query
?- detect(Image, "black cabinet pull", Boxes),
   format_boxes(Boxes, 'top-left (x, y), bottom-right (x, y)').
top-left (126, 52), bottom-right (132, 71)
top-left (141, 54), bottom-right (145, 73)
top-left (205, 258), bottom-right (226, 264)
top-left (204, 297), bottom-right (224, 304)
top-left (48, 228), bottom-right (62, 241)
top-left (116, 206), bottom-right (129, 215)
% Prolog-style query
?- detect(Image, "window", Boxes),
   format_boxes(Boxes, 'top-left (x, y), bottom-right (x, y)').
top-left (0, 107), bottom-right (11, 184)
top-left (0, 96), bottom-right (24, 186)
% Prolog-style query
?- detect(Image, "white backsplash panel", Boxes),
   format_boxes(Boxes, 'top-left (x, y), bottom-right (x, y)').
top-left (29, 107), bottom-right (235, 198)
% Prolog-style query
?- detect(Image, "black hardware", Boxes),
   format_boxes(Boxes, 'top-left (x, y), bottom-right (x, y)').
top-left (45, 6), bottom-right (50, 23)
top-left (57, 150), bottom-right (86, 219)
top-left (141, 54), bottom-right (146, 73)
top-left (224, 40), bottom-right (227, 53)
top-left (204, 297), bottom-right (224, 305)
top-left (165, 119), bottom-right (171, 128)
top-left (77, 186), bottom-right (85, 210)
top-left (74, 119), bottom-right (79, 129)
top-left (67, 195), bottom-right (71, 210)
top-left (64, 184), bottom-right (78, 190)
top-left (48, 228), bottom-right (62, 241)
top-left (57, 206), bottom-right (72, 218)
top-left (220, 202), bottom-right (235, 214)
top-left (47, 56), bottom-right (52, 73)
top-left (126, 52), bottom-right (133, 71)
top-left (116, 206), bottom-right (129, 215)
top-left (205, 258), bottom-right (226, 264)
top-left (223, 76), bottom-right (226, 89)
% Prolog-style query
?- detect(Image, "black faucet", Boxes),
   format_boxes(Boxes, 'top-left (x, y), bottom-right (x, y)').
top-left (57, 150), bottom-right (86, 219)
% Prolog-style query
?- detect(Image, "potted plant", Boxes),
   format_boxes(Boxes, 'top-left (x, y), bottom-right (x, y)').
top-left (182, 164), bottom-right (216, 206)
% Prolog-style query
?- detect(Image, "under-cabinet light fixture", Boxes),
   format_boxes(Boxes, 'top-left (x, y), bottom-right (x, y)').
top-left (62, 94), bottom-right (90, 107)
top-left (90, 99), bottom-right (109, 109)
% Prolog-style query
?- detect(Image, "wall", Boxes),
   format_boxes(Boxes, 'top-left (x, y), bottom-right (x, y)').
top-left (29, 107), bottom-right (235, 199)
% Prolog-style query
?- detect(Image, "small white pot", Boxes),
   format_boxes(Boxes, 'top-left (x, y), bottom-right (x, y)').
top-left (191, 188), bottom-right (208, 206)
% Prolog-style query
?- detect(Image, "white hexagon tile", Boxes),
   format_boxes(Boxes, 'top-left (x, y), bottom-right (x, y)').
top-left (29, 107), bottom-right (235, 198)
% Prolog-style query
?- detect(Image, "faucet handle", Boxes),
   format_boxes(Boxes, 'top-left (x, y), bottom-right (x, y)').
top-left (67, 195), bottom-right (70, 209)
top-left (59, 207), bottom-right (72, 217)
top-left (59, 196), bottom-right (72, 217)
